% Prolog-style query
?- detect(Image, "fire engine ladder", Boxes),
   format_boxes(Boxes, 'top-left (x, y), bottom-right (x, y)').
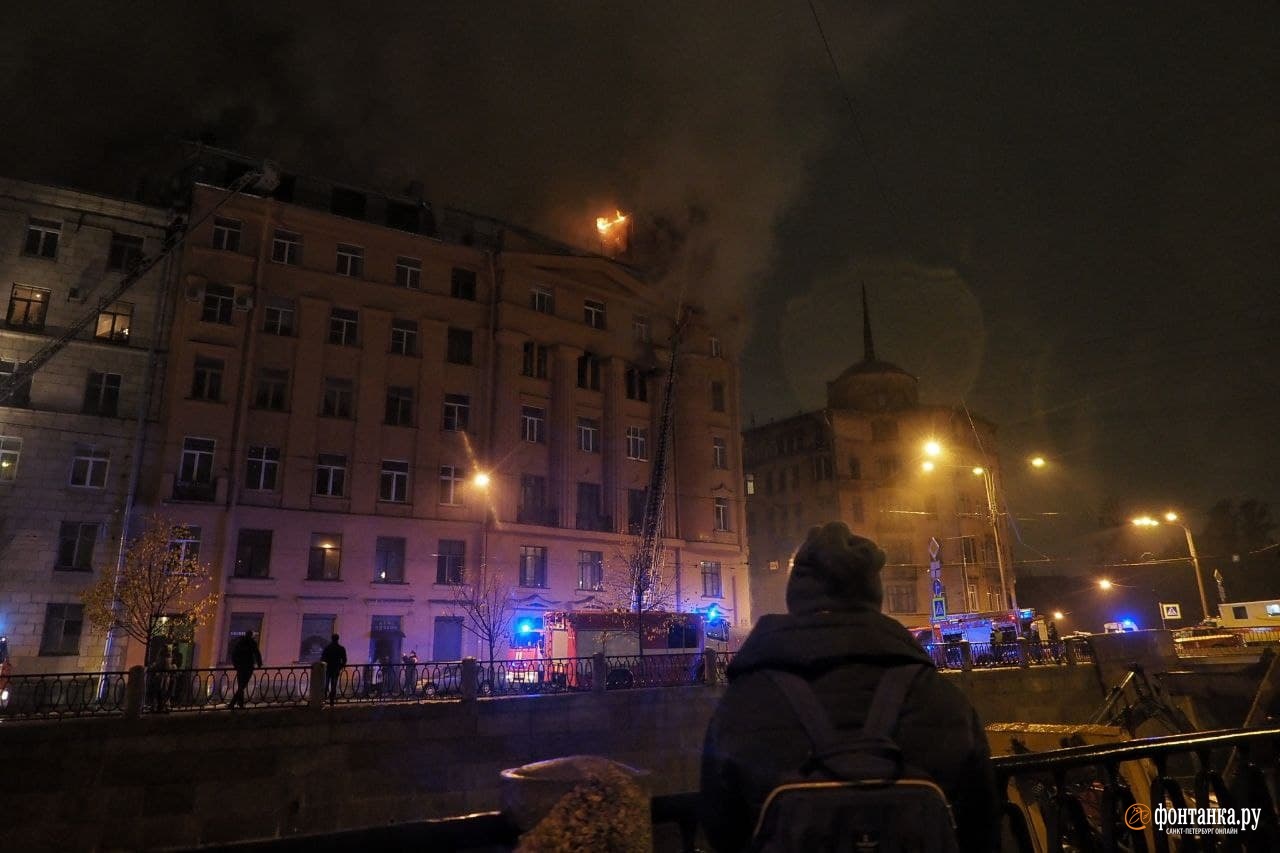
top-left (636, 306), bottom-right (691, 598)
top-left (0, 164), bottom-right (279, 405)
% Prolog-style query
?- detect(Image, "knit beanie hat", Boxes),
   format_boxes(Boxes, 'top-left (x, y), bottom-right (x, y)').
top-left (785, 521), bottom-right (887, 614)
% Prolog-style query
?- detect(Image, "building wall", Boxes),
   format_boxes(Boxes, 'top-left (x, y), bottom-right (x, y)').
top-left (744, 403), bottom-right (1010, 625)
top-left (151, 180), bottom-right (749, 669)
top-left (0, 178), bottom-right (173, 673)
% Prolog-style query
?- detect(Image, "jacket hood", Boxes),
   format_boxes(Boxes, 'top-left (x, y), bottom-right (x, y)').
top-left (728, 606), bottom-right (933, 678)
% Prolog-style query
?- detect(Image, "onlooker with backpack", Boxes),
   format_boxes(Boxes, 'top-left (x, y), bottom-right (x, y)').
top-left (700, 522), bottom-right (1000, 851)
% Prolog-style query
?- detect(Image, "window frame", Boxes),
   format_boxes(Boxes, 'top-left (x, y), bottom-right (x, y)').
top-left (395, 256), bottom-right (422, 289)
top-left (39, 603), bottom-right (83, 656)
top-left (518, 545), bottom-right (549, 588)
top-left (577, 417), bottom-right (600, 453)
top-left (384, 386), bottom-right (414, 427)
top-left (436, 539), bottom-right (466, 585)
top-left (211, 217), bottom-right (242, 252)
top-left (94, 301), bottom-right (133, 344)
top-left (577, 550), bottom-right (604, 591)
top-left (245, 445), bottom-right (280, 491)
top-left (442, 393), bottom-right (470, 431)
top-left (270, 229), bottom-right (301, 265)
top-left (713, 497), bottom-right (731, 532)
top-left (191, 356), bottom-right (225, 401)
top-left (446, 327), bottom-right (474, 365)
top-left (56, 521), bottom-right (98, 571)
top-left (379, 459), bottom-right (410, 503)
top-left (201, 283), bottom-right (234, 325)
top-left (530, 287), bottom-right (554, 314)
top-left (701, 561), bottom-right (723, 598)
top-left (24, 218), bottom-right (61, 259)
top-left (69, 445), bottom-right (110, 488)
top-left (83, 371), bottom-right (122, 417)
top-left (7, 283), bottom-right (51, 330)
top-left (307, 533), bottom-right (343, 580)
top-left (335, 243), bottom-right (364, 277)
top-left (390, 319), bottom-right (418, 356)
top-left (625, 426), bottom-right (648, 461)
top-left (0, 436), bottom-right (22, 481)
top-left (374, 536), bottom-right (407, 583)
top-left (450, 267), bottom-right (477, 300)
top-left (234, 529), bottom-right (274, 579)
top-left (328, 307), bottom-right (359, 346)
top-left (439, 464), bottom-right (466, 506)
top-left (583, 298), bottom-right (606, 329)
top-left (314, 453), bottom-right (348, 497)
top-left (521, 406), bottom-right (547, 443)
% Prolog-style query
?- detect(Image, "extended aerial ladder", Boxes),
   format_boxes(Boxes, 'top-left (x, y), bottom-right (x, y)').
top-left (0, 163), bottom-right (279, 405)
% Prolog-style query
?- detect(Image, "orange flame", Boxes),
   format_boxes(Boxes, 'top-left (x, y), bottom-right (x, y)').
top-left (596, 210), bottom-right (628, 233)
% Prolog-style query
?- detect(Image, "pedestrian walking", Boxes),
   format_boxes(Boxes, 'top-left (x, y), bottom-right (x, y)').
top-left (320, 634), bottom-right (347, 706)
top-left (402, 650), bottom-right (418, 695)
top-left (229, 629), bottom-right (263, 709)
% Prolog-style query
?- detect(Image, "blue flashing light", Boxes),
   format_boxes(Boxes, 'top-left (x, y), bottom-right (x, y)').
top-left (514, 616), bottom-right (543, 635)
top-left (1121, 618), bottom-right (1138, 630)
top-left (706, 604), bottom-right (721, 623)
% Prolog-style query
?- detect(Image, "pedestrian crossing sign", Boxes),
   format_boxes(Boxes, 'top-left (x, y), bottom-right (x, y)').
top-left (1161, 603), bottom-right (1181, 620)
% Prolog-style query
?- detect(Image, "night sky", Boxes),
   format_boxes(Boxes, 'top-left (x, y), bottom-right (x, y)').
top-left (3, 3), bottom-right (1277, 570)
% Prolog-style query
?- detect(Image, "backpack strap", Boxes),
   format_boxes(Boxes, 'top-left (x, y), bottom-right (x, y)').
top-left (861, 663), bottom-right (927, 739)
top-left (763, 663), bottom-right (927, 754)
top-left (763, 670), bottom-right (841, 753)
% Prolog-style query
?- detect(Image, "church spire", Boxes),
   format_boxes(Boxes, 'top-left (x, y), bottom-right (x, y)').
top-left (862, 284), bottom-right (876, 363)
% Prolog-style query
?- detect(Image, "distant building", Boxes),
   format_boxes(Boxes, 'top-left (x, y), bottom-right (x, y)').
top-left (0, 178), bottom-right (173, 672)
top-left (742, 288), bottom-right (1012, 626)
top-left (149, 150), bottom-right (749, 667)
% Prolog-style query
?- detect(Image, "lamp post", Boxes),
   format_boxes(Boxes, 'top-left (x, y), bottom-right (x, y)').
top-left (473, 471), bottom-right (493, 577)
top-left (1132, 512), bottom-right (1210, 622)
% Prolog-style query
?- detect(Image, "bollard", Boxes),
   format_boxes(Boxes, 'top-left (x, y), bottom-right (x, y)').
top-left (1064, 639), bottom-right (1079, 666)
top-left (309, 662), bottom-right (325, 710)
top-left (1017, 638), bottom-right (1031, 669)
top-left (461, 657), bottom-right (479, 701)
top-left (592, 652), bottom-right (607, 694)
top-left (125, 665), bottom-right (146, 718)
top-left (703, 649), bottom-right (718, 685)
top-left (959, 640), bottom-right (974, 671)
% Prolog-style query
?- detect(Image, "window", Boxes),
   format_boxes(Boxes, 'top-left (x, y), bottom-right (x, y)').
top-left (24, 218), bottom-right (60, 258)
top-left (0, 436), bottom-right (21, 481)
top-left (960, 536), bottom-right (978, 564)
top-left (627, 489), bottom-right (647, 535)
top-left (848, 457), bottom-right (862, 480)
top-left (577, 417), bottom-right (600, 453)
top-left (385, 386), bottom-right (414, 426)
top-left (710, 337), bottom-right (723, 358)
top-left (379, 460), bottom-right (409, 503)
top-left (576, 482), bottom-right (606, 531)
top-left (633, 315), bottom-right (650, 343)
top-left (375, 537), bottom-right (406, 582)
top-left (234, 529), bottom-right (273, 578)
top-left (271, 229), bottom-right (301, 265)
top-left (711, 381), bottom-right (726, 413)
top-left (211, 217), bottom-right (241, 251)
top-left (451, 267), bottom-right (477, 300)
top-left (712, 438), bottom-right (728, 469)
top-left (314, 453), bottom-right (347, 497)
top-left (521, 406), bottom-right (546, 443)
top-left (577, 550), bottom-right (604, 591)
top-left (701, 561), bottom-right (723, 597)
top-left (531, 287), bottom-right (554, 314)
top-left (395, 256), bottom-right (421, 289)
top-left (39, 604), bottom-right (83, 656)
top-left (70, 445), bottom-right (109, 488)
top-left (871, 419), bottom-right (899, 442)
top-left (625, 426), bottom-right (648, 461)
top-left (519, 545), bottom-right (548, 588)
top-left (329, 308), bottom-right (359, 346)
top-left (814, 455), bottom-right (834, 481)
top-left (263, 298), bottom-right (295, 335)
top-left (253, 368), bottom-right (289, 411)
top-left (885, 580), bottom-right (917, 614)
top-left (299, 614), bottom-right (335, 662)
top-left (201, 283), bottom-right (234, 324)
top-left (437, 539), bottom-right (465, 585)
top-left (584, 298), bottom-right (606, 329)
top-left (446, 328), bottom-right (473, 364)
top-left (83, 371), bottom-right (121, 416)
top-left (335, 244), bottom-right (364, 277)
top-left (322, 377), bottom-right (354, 418)
top-left (245, 446), bottom-right (279, 491)
top-left (224, 613), bottom-right (263, 664)
top-left (745, 473), bottom-right (755, 495)
top-left (179, 437), bottom-right (215, 485)
top-left (169, 526), bottom-right (202, 563)
top-left (518, 474), bottom-right (550, 525)
top-left (522, 342), bottom-right (549, 378)
top-left (439, 465), bottom-right (466, 505)
top-left (714, 497), bottom-right (730, 531)
top-left (0, 359), bottom-right (31, 407)
top-left (390, 319), bottom-right (418, 356)
top-left (104, 233), bottom-right (144, 273)
top-left (308, 533), bottom-right (342, 580)
top-left (57, 521), bottom-right (97, 570)
top-left (95, 301), bottom-right (132, 343)
top-left (7, 284), bottom-right (50, 330)
top-left (191, 357), bottom-right (224, 401)
top-left (577, 353), bottom-right (601, 390)
top-left (875, 456), bottom-right (902, 480)
top-left (442, 393), bottom-right (470, 431)
top-left (625, 366), bottom-right (648, 402)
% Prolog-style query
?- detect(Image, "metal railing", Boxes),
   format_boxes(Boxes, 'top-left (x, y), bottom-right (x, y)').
top-left (921, 638), bottom-right (1089, 670)
top-left (600, 653), bottom-right (706, 689)
top-left (0, 670), bottom-right (129, 719)
top-left (165, 666), bottom-right (312, 712)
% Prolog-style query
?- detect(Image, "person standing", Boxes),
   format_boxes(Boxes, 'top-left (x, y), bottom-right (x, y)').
top-left (700, 522), bottom-right (1000, 852)
top-left (229, 630), bottom-right (263, 709)
top-left (149, 644), bottom-right (171, 713)
top-left (402, 650), bottom-right (418, 695)
top-left (320, 634), bottom-right (347, 706)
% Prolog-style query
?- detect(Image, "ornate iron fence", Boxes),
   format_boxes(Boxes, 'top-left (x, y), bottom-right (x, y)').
top-left (600, 653), bottom-right (705, 689)
top-left (168, 666), bottom-right (312, 712)
top-left (0, 670), bottom-right (129, 720)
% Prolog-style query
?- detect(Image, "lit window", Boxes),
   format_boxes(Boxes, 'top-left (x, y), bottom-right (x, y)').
top-left (94, 301), bottom-right (132, 343)
top-left (7, 284), bottom-right (50, 330)
top-left (701, 561), bottom-right (723, 597)
top-left (308, 533), bottom-right (342, 580)
top-left (0, 436), bottom-right (21, 481)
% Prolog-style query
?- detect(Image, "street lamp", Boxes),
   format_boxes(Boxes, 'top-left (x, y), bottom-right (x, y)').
top-left (1098, 578), bottom-right (1113, 590)
top-left (473, 471), bottom-right (493, 574)
top-left (1131, 511), bottom-right (1210, 622)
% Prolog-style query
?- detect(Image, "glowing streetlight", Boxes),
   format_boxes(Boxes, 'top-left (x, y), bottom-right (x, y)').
top-left (1030, 456), bottom-right (1047, 468)
top-left (1052, 610), bottom-right (1064, 620)
top-left (472, 471), bottom-right (491, 489)
top-left (923, 440), bottom-right (942, 458)
top-left (920, 460), bottom-right (936, 473)
top-left (1098, 579), bottom-right (1113, 590)
top-left (1131, 511), bottom-right (1210, 621)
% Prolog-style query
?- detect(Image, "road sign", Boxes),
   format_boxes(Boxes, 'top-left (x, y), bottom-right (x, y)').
top-left (932, 596), bottom-right (947, 619)
top-left (932, 579), bottom-right (944, 597)
top-left (928, 537), bottom-right (941, 559)
top-left (1160, 603), bottom-right (1182, 620)
top-left (929, 559), bottom-right (942, 578)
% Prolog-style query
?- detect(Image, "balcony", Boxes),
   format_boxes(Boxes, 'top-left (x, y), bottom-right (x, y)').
top-left (516, 506), bottom-right (559, 528)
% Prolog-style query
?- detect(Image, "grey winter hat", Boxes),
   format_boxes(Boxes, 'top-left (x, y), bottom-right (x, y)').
top-left (785, 521), bottom-right (887, 613)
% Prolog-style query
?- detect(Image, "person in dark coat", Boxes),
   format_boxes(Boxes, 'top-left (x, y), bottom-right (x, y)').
top-left (320, 634), bottom-right (347, 706)
top-left (700, 521), bottom-right (1000, 852)
top-left (229, 630), bottom-right (263, 709)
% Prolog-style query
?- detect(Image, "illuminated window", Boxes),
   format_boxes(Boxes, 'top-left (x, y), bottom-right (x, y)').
top-left (0, 436), bottom-right (21, 481)
top-left (7, 284), bottom-right (50, 330)
top-left (701, 561), bottom-right (723, 597)
top-left (308, 533), bottom-right (342, 580)
top-left (95, 301), bottom-right (132, 343)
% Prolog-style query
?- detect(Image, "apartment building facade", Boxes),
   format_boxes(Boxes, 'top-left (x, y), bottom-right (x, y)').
top-left (152, 159), bottom-right (749, 668)
top-left (743, 301), bottom-right (1011, 627)
top-left (0, 178), bottom-right (174, 673)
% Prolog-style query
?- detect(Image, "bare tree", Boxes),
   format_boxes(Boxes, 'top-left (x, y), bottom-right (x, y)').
top-left (82, 516), bottom-right (220, 668)
top-left (605, 537), bottom-right (677, 658)
top-left (452, 569), bottom-right (518, 672)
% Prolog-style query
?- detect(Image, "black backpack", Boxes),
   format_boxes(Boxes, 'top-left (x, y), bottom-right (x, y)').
top-left (751, 664), bottom-right (960, 852)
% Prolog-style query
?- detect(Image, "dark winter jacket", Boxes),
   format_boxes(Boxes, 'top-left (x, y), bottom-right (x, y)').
top-left (230, 635), bottom-right (262, 672)
top-left (320, 641), bottom-right (347, 674)
top-left (700, 604), bottom-right (1000, 852)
